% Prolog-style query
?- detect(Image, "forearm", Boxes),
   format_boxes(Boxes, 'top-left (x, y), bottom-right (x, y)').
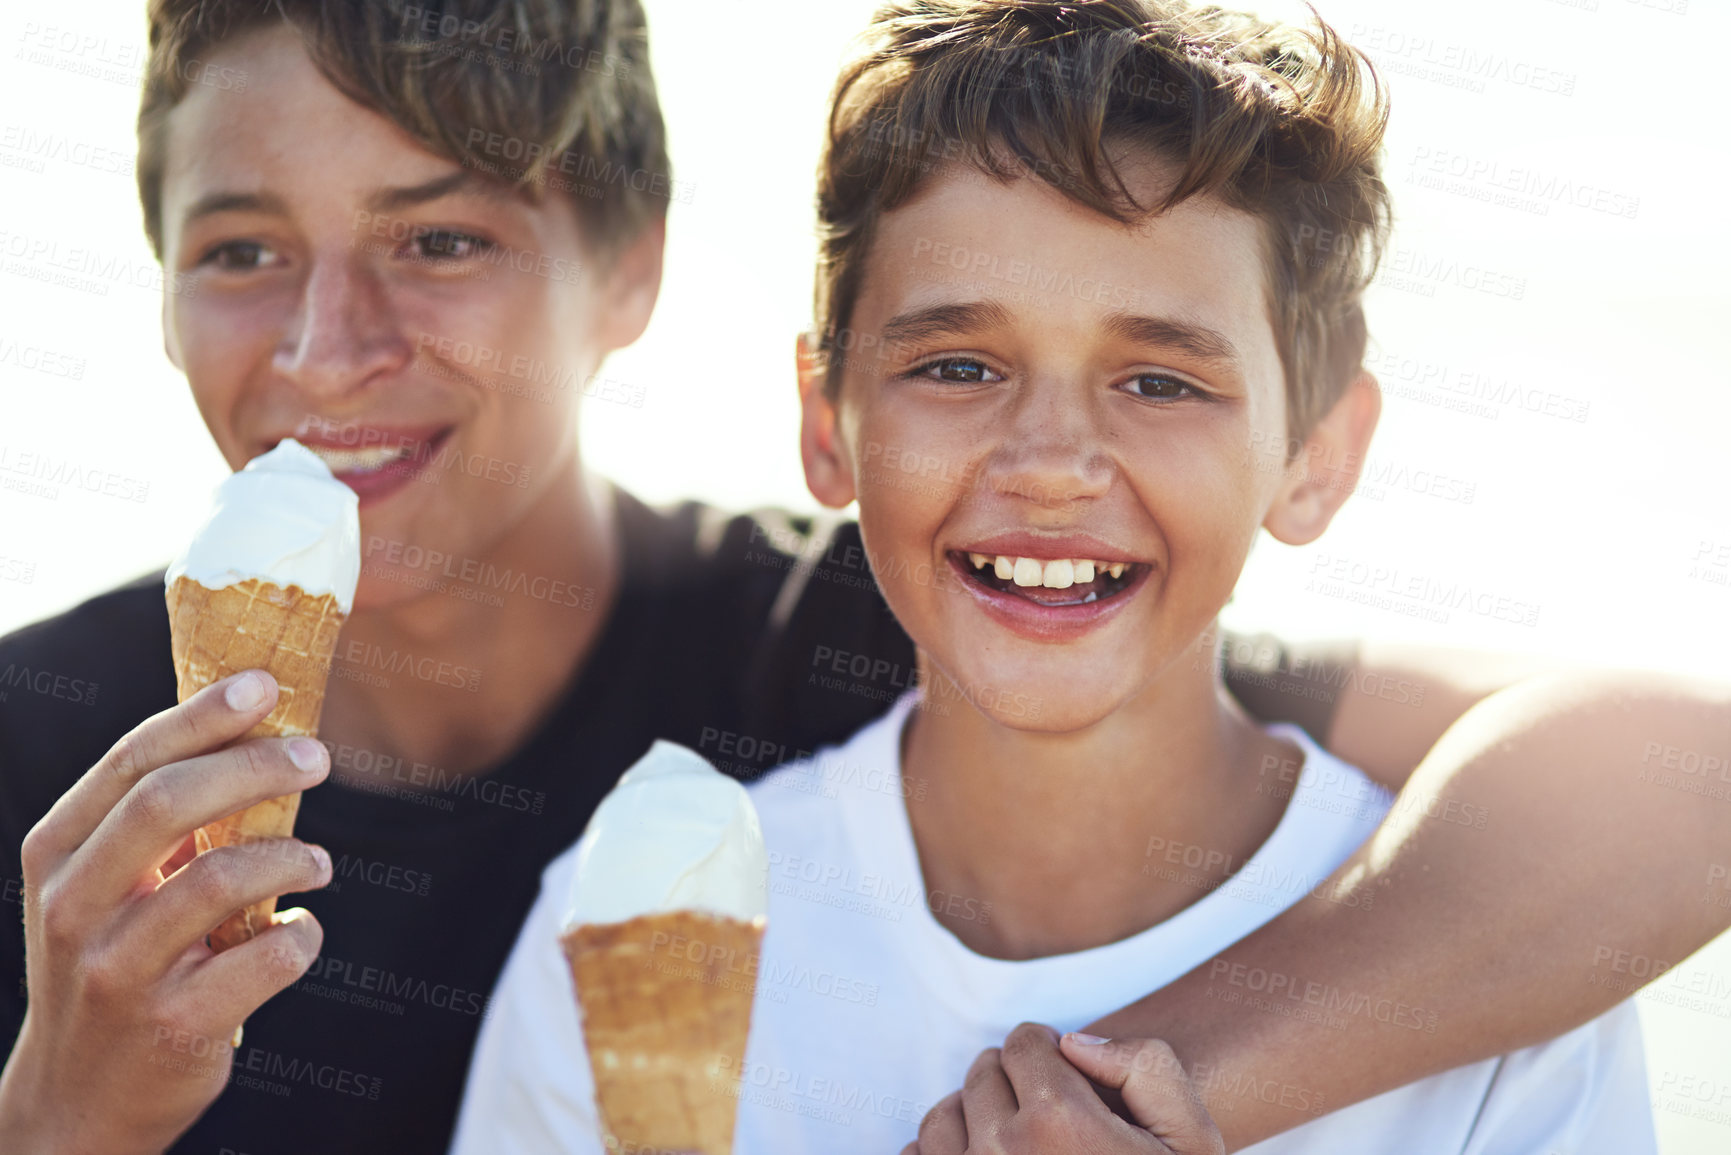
top-left (1087, 670), bottom-right (1731, 1152)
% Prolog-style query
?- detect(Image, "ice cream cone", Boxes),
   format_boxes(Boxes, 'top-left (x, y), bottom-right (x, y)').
top-left (562, 909), bottom-right (766, 1155)
top-left (166, 575), bottom-right (347, 952)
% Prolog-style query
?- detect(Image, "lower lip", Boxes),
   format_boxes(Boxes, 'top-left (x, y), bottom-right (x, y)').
top-left (327, 429), bottom-right (453, 508)
top-left (949, 555), bottom-right (1152, 643)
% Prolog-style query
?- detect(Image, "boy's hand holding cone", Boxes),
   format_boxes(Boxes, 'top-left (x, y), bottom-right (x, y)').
top-left (0, 439), bottom-right (355, 1150)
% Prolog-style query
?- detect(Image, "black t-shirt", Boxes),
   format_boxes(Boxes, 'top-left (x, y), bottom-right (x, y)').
top-left (0, 492), bottom-right (1348, 1154)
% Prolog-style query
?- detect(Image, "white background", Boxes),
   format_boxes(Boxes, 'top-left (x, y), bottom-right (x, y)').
top-left (2, 0), bottom-right (1728, 1148)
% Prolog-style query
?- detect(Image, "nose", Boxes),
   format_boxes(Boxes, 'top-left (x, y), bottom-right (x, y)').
top-left (272, 249), bottom-right (412, 399)
top-left (981, 379), bottom-right (1113, 510)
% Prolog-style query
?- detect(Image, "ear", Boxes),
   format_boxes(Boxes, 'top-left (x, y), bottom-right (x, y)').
top-left (796, 334), bottom-right (856, 509)
top-left (1263, 369), bottom-right (1381, 545)
top-left (596, 216), bottom-right (666, 352)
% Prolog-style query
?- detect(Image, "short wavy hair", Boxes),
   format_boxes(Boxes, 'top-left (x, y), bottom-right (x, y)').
top-left (137, 0), bottom-right (668, 258)
top-left (815, 0), bottom-right (1393, 439)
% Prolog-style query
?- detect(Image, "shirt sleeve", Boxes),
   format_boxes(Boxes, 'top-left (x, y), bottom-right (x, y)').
top-left (1219, 631), bottom-right (1358, 746)
top-left (449, 846), bottom-right (602, 1155)
top-left (1459, 1003), bottom-right (1656, 1155)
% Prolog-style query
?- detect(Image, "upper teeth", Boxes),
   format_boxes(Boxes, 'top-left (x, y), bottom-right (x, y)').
top-left (968, 554), bottom-right (1132, 588)
top-left (306, 443), bottom-right (415, 473)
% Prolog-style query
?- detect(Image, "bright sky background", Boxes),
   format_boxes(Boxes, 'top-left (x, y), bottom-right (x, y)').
top-left (1, 0), bottom-right (1727, 1148)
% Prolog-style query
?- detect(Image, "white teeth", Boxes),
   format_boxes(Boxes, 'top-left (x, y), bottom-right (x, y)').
top-left (306, 443), bottom-right (414, 474)
top-left (969, 552), bottom-right (1136, 586)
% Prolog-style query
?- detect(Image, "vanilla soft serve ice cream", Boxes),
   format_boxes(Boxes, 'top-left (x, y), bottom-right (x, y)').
top-left (167, 438), bottom-right (361, 612)
top-left (564, 741), bottom-right (769, 929)
top-left (559, 742), bottom-right (768, 1155)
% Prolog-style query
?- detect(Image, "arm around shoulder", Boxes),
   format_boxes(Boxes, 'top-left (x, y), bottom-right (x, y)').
top-left (1086, 667), bottom-right (1731, 1151)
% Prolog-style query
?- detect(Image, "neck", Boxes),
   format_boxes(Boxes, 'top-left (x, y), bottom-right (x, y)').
top-left (318, 451), bottom-right (619, 779)
top-left (903, 637), bottom-right (1298, 960)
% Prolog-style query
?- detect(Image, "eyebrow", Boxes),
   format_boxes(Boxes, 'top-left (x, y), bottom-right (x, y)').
top-left (1103, 312), bottom-right (1240, 369)
top-left (182, 190), bottom-right (289, 226)
top-left (880, 301), bottom-right (1014, 346)
top-left (367, 170), bottom-right (521, 213)
top-left (180, 171), bottom-right (518, 228)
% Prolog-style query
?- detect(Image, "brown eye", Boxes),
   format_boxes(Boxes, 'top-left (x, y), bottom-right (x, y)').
top-left (1128, 374), bottom-right (1194, 400)
top-left (921, 358), bottom-right (993, 383)
top-left (201, 241), bottom-right (276, 270)
top-left (411, 229), bottom-right (492, 260)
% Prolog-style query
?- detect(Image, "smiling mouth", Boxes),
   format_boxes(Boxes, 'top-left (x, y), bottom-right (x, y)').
top-left (304, 441), bottom-right (420, 475)
top-left (291, 427), bottom-right (454, 478)
top-left (949, 550), bottom-right (1148, 607)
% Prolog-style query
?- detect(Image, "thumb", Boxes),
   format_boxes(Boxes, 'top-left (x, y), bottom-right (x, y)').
top-left (1060, 1034), bottom-right (1224, 1155)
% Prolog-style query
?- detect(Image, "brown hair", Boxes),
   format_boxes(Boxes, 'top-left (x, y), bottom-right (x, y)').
top-left (137, 0), bottom-right (669, 258)
top-left (815, 0), bottom-right (1392, 439)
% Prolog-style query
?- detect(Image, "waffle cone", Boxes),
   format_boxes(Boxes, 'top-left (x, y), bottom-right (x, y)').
top-left (562, 910), bottom-right (766, 1155)
top-left (166, 575), bottom-right (346, 953)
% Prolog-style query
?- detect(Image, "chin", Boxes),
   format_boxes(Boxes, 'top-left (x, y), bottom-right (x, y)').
top-left (975, 698), bottom-right (1120, 734)
top-left (922, 656), bottom-right (1134, 734)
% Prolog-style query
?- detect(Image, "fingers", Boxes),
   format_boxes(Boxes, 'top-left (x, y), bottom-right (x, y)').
top-left (187, 906), bottom-right (325, 1031)
top-left (995, 1020), bottom-right (1135, 1146)
top-left (910, 1090), bottom-right (968, 1155)
top-left (928, 1029), bottom-right (1218, 1155)
top-left (1060, 1035), bottom-right (1225, 1155)
top-left (66, 732), bottom-right (330, 913)
top-left (22, 671), bottom-right (279, 874)
top-left (960, 1046), bottom-right (1018, 1142)
top-left (999, 1021), bottom-right (1106, 1109)
top-left (125, 840), bottom-right (332, 974)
